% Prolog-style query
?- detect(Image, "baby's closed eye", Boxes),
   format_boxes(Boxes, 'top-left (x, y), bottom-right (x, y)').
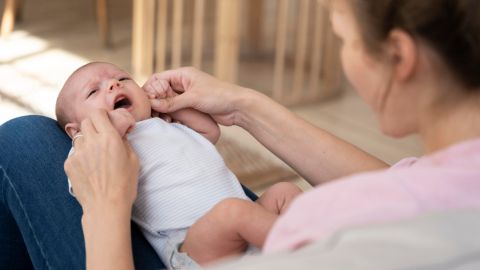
top-left (87, 89), bottom-right (98, 98)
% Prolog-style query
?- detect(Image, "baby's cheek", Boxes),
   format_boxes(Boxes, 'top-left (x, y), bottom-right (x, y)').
top-left (134, 101), bottom-right (152, 122)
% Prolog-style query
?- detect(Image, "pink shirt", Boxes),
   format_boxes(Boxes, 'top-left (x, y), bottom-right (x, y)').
top-left (263, 138), bottom-right (480, 253)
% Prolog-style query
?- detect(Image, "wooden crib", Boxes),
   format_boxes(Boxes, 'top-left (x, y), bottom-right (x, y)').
top-left (132, 0), bottom-right (343, 106)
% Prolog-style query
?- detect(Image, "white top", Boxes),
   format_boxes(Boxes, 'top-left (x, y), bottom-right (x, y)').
top-left (68, 118), bottom-right (248, 233)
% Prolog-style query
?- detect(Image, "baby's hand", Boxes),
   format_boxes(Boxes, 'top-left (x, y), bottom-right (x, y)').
top-left (143, 74), bottom-right (180, 120)
top-left (143, 74), bottom-right (178, 100)
top-left (107, 108), bottom-right (135, 138)
top-left (142, 73), bottom-right (218, 143)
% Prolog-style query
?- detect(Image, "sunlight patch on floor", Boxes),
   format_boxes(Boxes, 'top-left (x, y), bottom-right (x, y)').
top-left (0, 30), bottom-right (90, 123)
top-left (0, 31), bottom-right (48, 62)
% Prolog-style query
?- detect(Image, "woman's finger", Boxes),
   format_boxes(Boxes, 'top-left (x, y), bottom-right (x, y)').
top-left (88, 109), bottom-right (119, 135)
top-left (80, 117), bottom-right (97, 138)
top-left (150, 93), bottom-right (195, 113)
top-left (72, 133), bottom-right (85, 148)
top-left (123, 139), bottom-right (139, 166)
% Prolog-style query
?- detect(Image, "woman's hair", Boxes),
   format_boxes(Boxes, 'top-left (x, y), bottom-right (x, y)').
top-left (348, 0), bottom-right (480, 89)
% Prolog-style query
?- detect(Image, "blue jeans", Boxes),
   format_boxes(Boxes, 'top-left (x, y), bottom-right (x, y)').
top-left (0, 115), bottom-right (258, 269)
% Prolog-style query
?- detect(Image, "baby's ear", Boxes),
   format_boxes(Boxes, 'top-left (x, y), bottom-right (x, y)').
top-left (65, 123), bottom-right (80, 139)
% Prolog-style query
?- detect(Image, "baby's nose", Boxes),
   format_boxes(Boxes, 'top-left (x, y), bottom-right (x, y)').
top-left (108, 80), bottom-right (121, 92)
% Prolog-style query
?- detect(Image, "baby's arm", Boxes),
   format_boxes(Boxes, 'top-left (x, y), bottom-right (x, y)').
top-left (169, 108), bottom-right (220, 144)
top-left (107, 108), bottom-right (136, 138)
top-left (143, 74), bottom-right (220, 144)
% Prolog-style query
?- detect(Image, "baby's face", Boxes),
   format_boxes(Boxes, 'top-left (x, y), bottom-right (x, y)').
top-left (63, 63), bottom-right (151, 124)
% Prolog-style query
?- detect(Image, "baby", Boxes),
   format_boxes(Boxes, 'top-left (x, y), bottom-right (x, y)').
top-left (55, 62), bottom-right (302, 268)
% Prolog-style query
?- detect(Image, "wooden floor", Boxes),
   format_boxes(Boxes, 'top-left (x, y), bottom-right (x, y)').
top-left (0, 0), bottom-right (423, 192)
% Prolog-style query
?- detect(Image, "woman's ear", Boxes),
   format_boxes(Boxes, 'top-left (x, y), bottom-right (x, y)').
top-left (65, 123), bottom-right (80, 139)
top-left (387, 29), bottom-right (417, 82)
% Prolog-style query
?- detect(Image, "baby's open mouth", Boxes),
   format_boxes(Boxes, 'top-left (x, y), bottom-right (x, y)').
top-left (114, 96), bottom-right (132, 110)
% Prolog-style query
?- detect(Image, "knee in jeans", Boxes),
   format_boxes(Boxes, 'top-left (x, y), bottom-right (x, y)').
top-left (1, 115), bottom-right (53, 129)
top-left (1, 115), bottom-right (60, 143)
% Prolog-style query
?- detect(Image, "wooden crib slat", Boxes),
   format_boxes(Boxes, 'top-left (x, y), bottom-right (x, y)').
top-left (247, 0), bottom-right (263, 52)
top-left (171, 0), bottom-right (183, 69)
top-left (292, 0), bottom-right (310, 102)
top-left (96, 0), bottom-right (110, 47)
top-left (273, 0), bottom-right (289, 101)
top-left (309, 0), bottom-right (327, 98)
top-left (322, 24), bottom-right (341, 98)
top-left (155, 0), bottom-right (168, 72)
top-left (1, 0), bottom-right (16, 37)
top-left (215, 0), bottom-right (240, 83)
top-left (132, 0), bottom-right (155, 80)
top-left (192, 0), bottom-right (205, 69)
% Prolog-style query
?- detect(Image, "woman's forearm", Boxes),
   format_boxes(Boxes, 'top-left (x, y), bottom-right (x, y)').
top-left (233, 89), bottom-right (388, 186)
top-left (82, 206), bottom-right (134, 270)
top-left (64, 110), bottom-right (140, 270)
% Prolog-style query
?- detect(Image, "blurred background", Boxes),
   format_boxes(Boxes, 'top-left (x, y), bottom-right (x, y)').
top-left (0, 0), bottom-right (422, 192)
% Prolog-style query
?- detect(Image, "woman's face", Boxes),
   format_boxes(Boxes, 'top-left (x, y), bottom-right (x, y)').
top-left (329, 0), bottom-right (418, 137)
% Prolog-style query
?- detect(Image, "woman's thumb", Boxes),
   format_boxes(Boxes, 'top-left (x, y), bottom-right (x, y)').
top-left (150, 94), bottom-right (191, 113)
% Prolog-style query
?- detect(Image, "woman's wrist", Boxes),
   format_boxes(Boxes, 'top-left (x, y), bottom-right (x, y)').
top-left (81, 203), bottom-right (132, 245)
top-left (231, 86), bottom-right (269, 128)
top-left (82, 203), bottom-right (132, 224)
top-left (82, 205), bottom-right (134, 270)
top-left (81, 201), bottom-right (133, 251)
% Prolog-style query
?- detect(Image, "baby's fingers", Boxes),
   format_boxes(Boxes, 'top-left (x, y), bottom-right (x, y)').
top-left (144, 76), bottom-right (172, 99)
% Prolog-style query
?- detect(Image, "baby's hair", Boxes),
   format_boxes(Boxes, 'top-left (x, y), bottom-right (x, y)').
top-left (348, 0), bottom-right (480, 89)
top-left (55, 62), bottom-right (109, 130)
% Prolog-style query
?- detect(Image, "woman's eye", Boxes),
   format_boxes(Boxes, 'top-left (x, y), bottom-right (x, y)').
top-left (87, 89), bottom-right (98, 98)
top-left (119, 77), bottom-right (130, 81)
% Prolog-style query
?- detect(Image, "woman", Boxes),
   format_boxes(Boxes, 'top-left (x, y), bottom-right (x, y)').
top-left (2, 0), bottom-right (480, 268)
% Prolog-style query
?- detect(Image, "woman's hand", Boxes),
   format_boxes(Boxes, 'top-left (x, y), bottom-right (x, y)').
top-left (64, 109), bottom-right (137, 270)
top-left (143, 74), bottom-right (221, 143)
top-left (65, 109), bottom-right (139, 212)
top-left (143, 67), bottom-right (257, 127)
